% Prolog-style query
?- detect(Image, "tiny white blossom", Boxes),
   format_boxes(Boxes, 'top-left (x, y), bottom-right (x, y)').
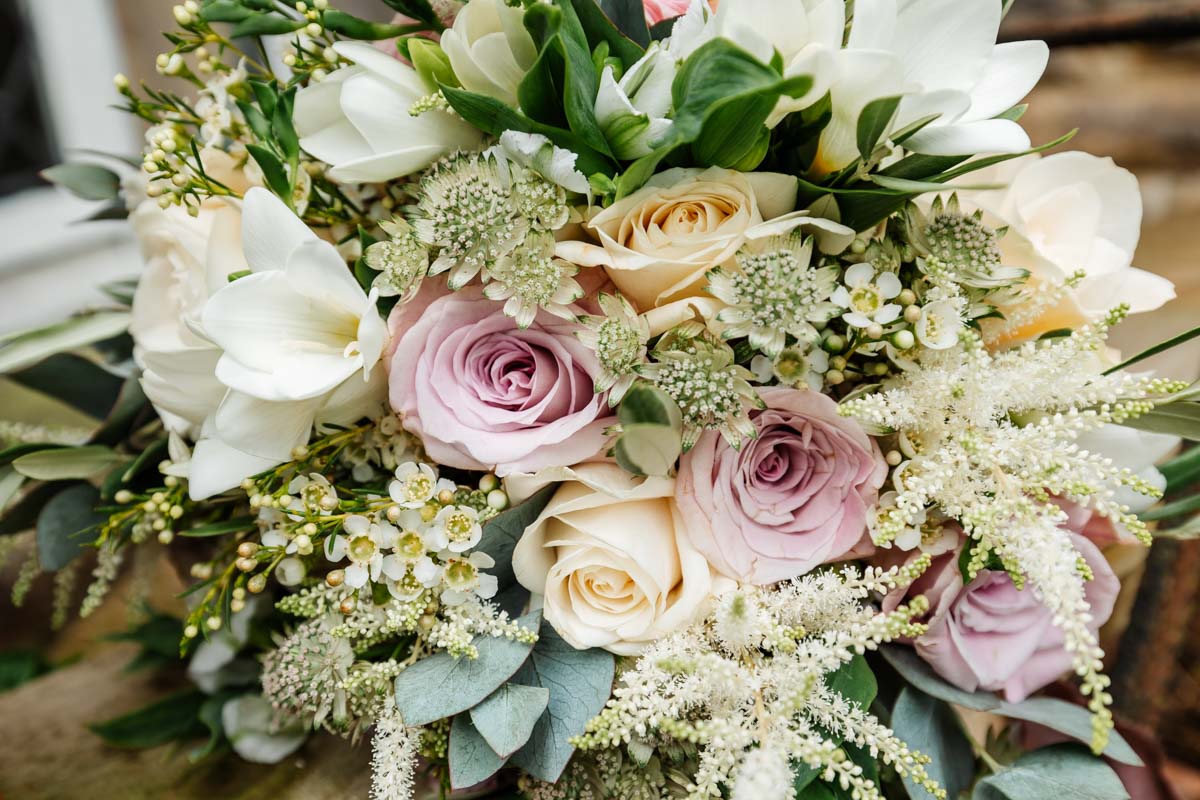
top-left (389, 462), bottom-right (454, 509)
top-left (832, 262), bottom-right (903, 328)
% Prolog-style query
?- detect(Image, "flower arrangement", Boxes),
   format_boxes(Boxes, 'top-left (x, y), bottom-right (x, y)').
top-left (4, 0), bottom-right (1198, 797)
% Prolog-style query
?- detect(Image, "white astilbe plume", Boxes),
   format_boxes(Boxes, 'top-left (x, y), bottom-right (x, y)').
top-left (575, 564), bottom-right (943, 800)
top-left (840, 310), bottom-right (1188, 750)
top-left (370, 705), bottom-right (418, 800)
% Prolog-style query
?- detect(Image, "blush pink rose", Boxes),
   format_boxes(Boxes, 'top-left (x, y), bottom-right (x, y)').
top-left (642, 0), bottom-right (692, 26)
top-left (675, 387), bottom-right (886, 584)
top-left (386, 284), bottom-right (613, 475)
top-left (883, 532), bottom-right (1120, 702)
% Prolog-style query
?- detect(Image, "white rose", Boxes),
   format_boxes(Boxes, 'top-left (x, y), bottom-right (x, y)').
top-left (129, 194), bottom-right (245, 438)
top-left (557, 167), bottom-right (852, 316)
top-left (510, 463), bottom-right (733, 655)
top-left (961, 152), bottom-right (1176, 345)
top-left (293, 42), bottom-right (483, 184)
top-left (441, 0), bottom-right (537, 106)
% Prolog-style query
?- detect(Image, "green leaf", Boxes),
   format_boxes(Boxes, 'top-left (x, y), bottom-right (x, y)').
top-left (199, 1), bottom-right (256, 22)
top-left (0, 466), bottom-right (24, 513)
top-left (0, 311), bottom-right (130, 374)
top-left (41, 163), bottom-right (121, 201)
top-left (322, 11), bottom-right (422, 40)
top-left (509, 620), bottom-right (615, 783)
top-left (380, 0), bottom-right (443, 29)
top-left (475, 485), bottom-right (558, 614)
top-left (246, 144), bottom-right (292, 205)
top-left (891, 688), bottom-right (975, 800)
top-left (9, 353), bottom-right (124, 420)
top-left (1118, 402), bottom-right (1200, 441)
top-left (272, 86), bottom-right (300, 169)
top-left (229, 13), bottom-right (305, 37)
top-left (107, 613), bottom-right (185, 659)
top-left (181, 516), bottom-right (257, 538)
top-left (0, 482), bottom-right (63, 538)
top-left (1140, 492), bottom-right (1200, 523)
top-left (14, 445), bottom-right (124, 480)
top-left (856, 95), bottom-right (901, 160)
top-left (1103, 324), bottom-right (1200, 375)
top-left (89, 689), bottom-right (208, 749)
top-left (0, 648), bottom-right (47, 692)
top-left (393, 612), bottom-right (540, 726)
top-left (90, 374), bottom-right (150, 447)
top-left (614, 143), bottom-right (674, 198)
top-left (825, 655), bottom-right (876, 710)
top-left (597, 0), bottom-right (651, 49)
top-left (0, 443), bottom-right (67, 468)
top-left (573, 0), bottom-right (645, 64)
top-left (449, 714), bottom-right (509, 789)
top-left (469, 682), bottom-right (551, 760)
top-left (1154, 515), bottom-right (1200, 540)
top-left (613, 423), bottom-right (683, 477)
top-left (442, 86), bottom-right (613, 177)
top-left (409, 38), bottom-right (459, 93)
top-left (192, 691), bottom-right (237, 761)
top-left (973, 744), bottom-right (1129, 800)
top-left (882, 647), bottom-right (1142, 765)
top-left (1161, 446), bottom-right (1200, 494)
top-left (666, 39), bottom-right (812, 169)
top-left (36, 482), bottom-right (104, 570)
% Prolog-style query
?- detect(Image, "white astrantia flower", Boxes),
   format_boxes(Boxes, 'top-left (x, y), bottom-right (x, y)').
top-left (483, 230), bottom-right (584, 328)
top-left (812, 0), bottom-right (1048, 172)
top-left (364, 219), bottom-right (429, 301)
top-left (576, 292), bottom-right (652, 406)
top-left (188, 187), bottom-right (388, 500)
top-left (832, 262), bottom-right (902, 328)
top-left (441, 0), bottom-right (537, 106)
top-left (293, 41), bottom-right (483, 183)
top-left (595, 43), bottom-right (676, 159)
top-left (914, 298), bottom-right (963, 350)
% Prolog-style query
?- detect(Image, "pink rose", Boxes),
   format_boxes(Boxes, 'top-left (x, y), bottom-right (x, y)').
top-left (675, 387), bottom-right (886, 584)
top-left (883, 532), bottom-right (1119, 702)
top-left (642, 0), bottom-right (692, 26)
top-left (386, 284), bottom-right (613, 475)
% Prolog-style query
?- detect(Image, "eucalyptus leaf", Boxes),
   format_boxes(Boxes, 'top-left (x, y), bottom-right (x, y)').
top-left (393, 612), bottom-right (540, 726)
top-left (14, 445), bottom-right (123, 480)
top-left (509, 621), bottom-right (615, 782)
top-left (41, 163), bottom-right (121, 201)
top-left (973, 745), bottom-right (1129, 800)
top-left (475, 485), bottom-right (557, 614)
top-left (613, 423), bottom-right (683, 476)
top-left (449, 714), bottom-right (510, 790)
top-left (470, 682), bottom-right (551, 758)
top-left (882, 647), bottom-right (1142, 765)
top-left (0, 311), bottom-right (131, 374)
top-left (37, 483), bottom-right (105, 570)
top-left (891, 688), bottom-right (975, 800)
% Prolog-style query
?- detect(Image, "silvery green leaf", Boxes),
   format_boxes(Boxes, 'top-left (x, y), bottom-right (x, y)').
top-left (0, 311), bottom-right (131, 374)
top-left (469, 682), bottom-right (550, 759)
top-left (882, 647), bottom-right (1141, 765)
top-left (393, 611), bottom-right (539, 726)
top-left (891, 688), bottom-right (975, 800)
top-left (973, 745), bottom-right (1129, 800)
top-left (449, 714), bottom-right (509, 790)
top-left (14, 445), bottom-right (124, 480)
top-left (40, 163), bottom-right (121, 201)
top-left (476, 487), bottom-right (557, 616)
top-left (613, 422), bottom-right (682, 477)
top-left (37, 483), bottom-right (105, 570)
top-left (508, 621), bottom-right (615, 783)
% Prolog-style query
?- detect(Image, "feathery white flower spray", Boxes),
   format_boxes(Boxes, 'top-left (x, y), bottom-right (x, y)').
top-left (840, 310), bottom-right (1187, 750)
top-left (575, 562), bottom-right (941, 800)
top-left (370, 704), bottom-right (418, 800)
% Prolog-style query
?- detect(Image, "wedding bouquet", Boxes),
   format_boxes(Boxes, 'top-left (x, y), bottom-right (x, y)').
top-left (4, 0), bottom-right (1198, 797)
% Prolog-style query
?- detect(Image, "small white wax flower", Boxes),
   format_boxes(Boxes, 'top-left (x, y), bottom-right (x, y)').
top-left (832, 262), bottom-right (902, 328)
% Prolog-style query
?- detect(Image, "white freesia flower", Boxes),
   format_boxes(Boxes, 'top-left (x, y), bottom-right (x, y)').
top-left (188, 188), bottom-right (388, 499)
top-left (293, 41), bottom-right (483, 183)
top-left (814, 0), bottom-right (1048, 172)
top-left (129, 195), bottom-right (244, 438)
top-left (961, 153), bottom-right (1176, 344)
top-left (441, 0), bottom-right (537, 106)
top-left (595, 43), bottom-right (676, 159)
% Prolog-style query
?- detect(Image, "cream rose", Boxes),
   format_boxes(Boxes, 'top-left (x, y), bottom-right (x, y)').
top-left (510, 463), bottom-right (733, 655)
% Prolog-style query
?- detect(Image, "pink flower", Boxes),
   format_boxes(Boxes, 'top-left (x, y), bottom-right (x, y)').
top-left (675, 387), bottom-right (886, 584)
top-left (642, 0), bottom-right (693, 26)
top-left (386, 283), bottom-right (613, 475)
top-left (882, 532), bottom-right (1120, 702)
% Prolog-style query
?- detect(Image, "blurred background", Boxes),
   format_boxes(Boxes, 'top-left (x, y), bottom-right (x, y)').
top-left (0, 0), bottom-right (1198, 797)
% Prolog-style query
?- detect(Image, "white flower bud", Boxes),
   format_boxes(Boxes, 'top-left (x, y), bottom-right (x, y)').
top-left (172, 6), bottom-right (193, 26)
